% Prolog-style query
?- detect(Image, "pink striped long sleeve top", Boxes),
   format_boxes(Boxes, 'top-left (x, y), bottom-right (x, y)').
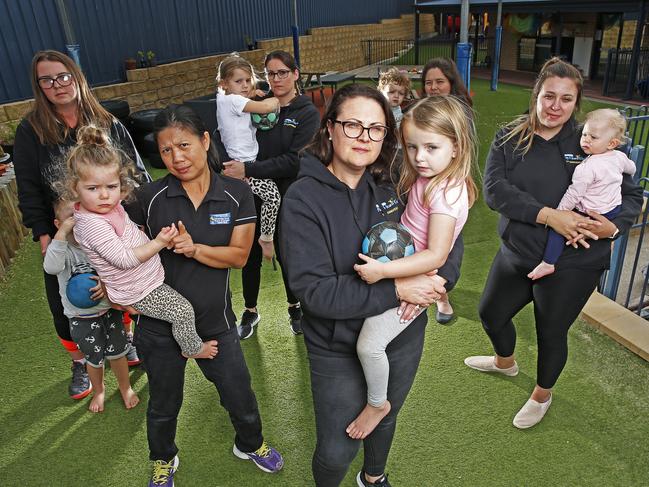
top-left (73, 203), bottom-right (165, 305)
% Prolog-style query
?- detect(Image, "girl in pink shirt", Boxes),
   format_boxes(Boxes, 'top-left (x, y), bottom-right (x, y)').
top-left (528, 108), bottom-right (636, 280)
top-left (347, 96), bottom-right (478, 440)
top-left (60, 125), bottom-right (218, 359)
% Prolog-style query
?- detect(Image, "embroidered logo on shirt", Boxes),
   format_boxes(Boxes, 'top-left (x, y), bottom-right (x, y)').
top-left (209, 213), bottom-right (231, 225)
top-left (283, 118), bottom-right (299, 128)
top-left (564, 153), bottom-right (586, 164)
top-left (376, 197), bottom-right (400, 216)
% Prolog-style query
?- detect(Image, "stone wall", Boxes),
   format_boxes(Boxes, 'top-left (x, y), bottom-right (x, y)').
top-left (0, 13), bottom-right (433, 139)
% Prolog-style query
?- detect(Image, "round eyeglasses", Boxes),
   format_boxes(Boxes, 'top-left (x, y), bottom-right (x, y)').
top-left (38, 73), bottom-right (74, 89)
top-left (265, 69), bottom-right (292, 80)
top-left (331, 120), bottom-right (388, 142)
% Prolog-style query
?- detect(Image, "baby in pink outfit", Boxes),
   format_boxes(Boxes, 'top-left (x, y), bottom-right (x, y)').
top-left (528, 108), bottom-right (637, 280)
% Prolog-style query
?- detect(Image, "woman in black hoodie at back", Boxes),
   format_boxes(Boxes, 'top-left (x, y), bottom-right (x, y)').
top-left (280, 84), bottom-right (463, 487)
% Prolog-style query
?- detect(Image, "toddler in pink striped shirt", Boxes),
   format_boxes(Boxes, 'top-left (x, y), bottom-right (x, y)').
top-left (60, 125), bottom-right (217, 359)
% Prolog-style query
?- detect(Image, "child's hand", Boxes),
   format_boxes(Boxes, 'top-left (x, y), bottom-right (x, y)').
top-left (155, 223), bottom-right (179, 246)
top-left (59, 216), bottom-right (76, 234)
top-left (270, 96), bottom-right (280, 110)
top-left (354, 253), bottom-right (385, 284)
top-left (88, 275), bottom-right (105, 301)
top-left (253, 88), bottom-right (267, 98)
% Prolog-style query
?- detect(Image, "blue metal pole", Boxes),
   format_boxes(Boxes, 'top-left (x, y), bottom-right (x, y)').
top-left (456, 42), bottom-right (472, 91)
top-left (490, 26), bottom-right (502, 91)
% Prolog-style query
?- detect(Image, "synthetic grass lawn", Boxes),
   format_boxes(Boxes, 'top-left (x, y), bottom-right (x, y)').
top-left (1, 79), bottom-right (648, 486)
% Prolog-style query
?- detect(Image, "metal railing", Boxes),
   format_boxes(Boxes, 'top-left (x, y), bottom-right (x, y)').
top-left (602, 48), bottom-right (649, 99)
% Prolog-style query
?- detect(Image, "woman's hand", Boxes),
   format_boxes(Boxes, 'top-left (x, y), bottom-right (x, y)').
top-left (354, 253), bottom-right (385, 284)
top-left (88, 275), bottom-right (105, 301)
top-left (545, 208), bottom-right (599, 244)
top-left (565, 210), bottom-right (617, 247)
top-left (222, 160), bottom-right (246, 179)
top-left (394, 271), bottom-right (442, 307)
top-left (171, 221), bottom-right (197, 258)
top-left (397, 302), bottom-right (428, 323)
top-left (39, 234), bottom-right (51, 256)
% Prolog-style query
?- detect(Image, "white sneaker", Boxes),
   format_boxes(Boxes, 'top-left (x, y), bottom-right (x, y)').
top-left (464, 355), bottom-right (519, 377)
top-left (513, 394), bottom-right (552, 429)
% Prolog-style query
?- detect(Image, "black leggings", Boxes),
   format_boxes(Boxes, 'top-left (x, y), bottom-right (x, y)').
top-left (478, 249), bottom-right (601, 389)
top-left (242, 194), bottom-right (297, 309)
top-left (44, 270), bottom-right (72, 342)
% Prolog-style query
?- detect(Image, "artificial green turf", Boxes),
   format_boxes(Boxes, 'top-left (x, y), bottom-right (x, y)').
top-left (1, 79), bottom-right (648, 486)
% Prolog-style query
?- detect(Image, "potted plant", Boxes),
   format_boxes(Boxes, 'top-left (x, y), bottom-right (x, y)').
top-left (146, 50), bottom-right (157, 67)
top-left (124, 57), bottom-right (137, 71)
top-left (244, 34), bottom-right (255, 51)
top-left (0, 121), bottom-right (17, 157)
top-left (137, 50), bottom-right (147, 68)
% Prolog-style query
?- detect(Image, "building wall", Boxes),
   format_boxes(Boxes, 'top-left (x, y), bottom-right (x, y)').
top-left (0, 13), bottom-right (433, 142)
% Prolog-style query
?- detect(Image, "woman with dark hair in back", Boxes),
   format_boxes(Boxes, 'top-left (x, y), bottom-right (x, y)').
top-left (421, 57), bottom-right (472, 107)
top-left (220, 50), bottom-right (320, 338)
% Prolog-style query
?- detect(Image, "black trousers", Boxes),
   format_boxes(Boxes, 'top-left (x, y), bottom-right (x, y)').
top-left (242, 194), bottom-right (297, 309)
top-left (478, 249), bottom-right (601, 389)
top-left (135, 325), bottom-right (264, 461)
top-left (43, 270), bottom-right (72, 342)
top-left (308, 322), bottom-right (426, 486)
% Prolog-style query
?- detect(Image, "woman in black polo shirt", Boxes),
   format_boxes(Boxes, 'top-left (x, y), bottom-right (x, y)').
top-left (126, 105), bottom-right (283, 486)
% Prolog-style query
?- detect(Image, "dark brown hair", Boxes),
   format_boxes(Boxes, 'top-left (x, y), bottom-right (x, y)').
top-left (421, 57), bottom-right (472, 107)
top-left (306, 84), bottom-right (397, 185)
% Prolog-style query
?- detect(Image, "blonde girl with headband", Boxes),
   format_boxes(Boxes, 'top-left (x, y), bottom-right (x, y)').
top-left (348, 95), bottom-right (478, 440)
top-left (216, 53), bottom-right (281, 260)
top-left (59, 125), bottom-right (218, 360)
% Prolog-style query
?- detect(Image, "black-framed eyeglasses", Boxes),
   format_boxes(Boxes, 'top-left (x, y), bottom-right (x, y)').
top-left (331, 119), bottom-right (388, 142)
top-left (38, 73), bottom-right (74, 89)
top-left (265, 69), bottom-right (292, 80)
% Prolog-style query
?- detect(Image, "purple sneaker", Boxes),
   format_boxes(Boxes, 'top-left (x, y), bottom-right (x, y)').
top-left (148, 456), bottom-right (179, 486)
top-left (232, 441), bottom-right (284, 473)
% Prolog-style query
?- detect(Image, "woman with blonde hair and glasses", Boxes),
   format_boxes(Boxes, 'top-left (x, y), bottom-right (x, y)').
top-left (13, 50), bottom-right (148, 400)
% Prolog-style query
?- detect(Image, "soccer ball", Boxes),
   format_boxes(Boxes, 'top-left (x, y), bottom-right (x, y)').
top-left (251, 111), bottom-right (279, 131)
top-left (362, 221), bottom-right (415, 263)
top-left (66, 273), bottom-right (100, 309)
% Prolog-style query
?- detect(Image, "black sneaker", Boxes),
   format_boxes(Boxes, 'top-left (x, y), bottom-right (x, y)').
top-left (238, 310), bottom-right (260, 340)
top-left (288, 304), bottom-right (303, 335)
top-left (356, 471), bottom-right (391, 487)
top-left (69, 361), bottom-right (92, 400)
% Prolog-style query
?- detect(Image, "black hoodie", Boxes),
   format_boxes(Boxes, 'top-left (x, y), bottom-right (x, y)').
top-left (484, 117), bottom-right (643, 270)
top-left (214, 94), bottom-right (320, 195)
top-left (280, 153), bottom-right (463, 354)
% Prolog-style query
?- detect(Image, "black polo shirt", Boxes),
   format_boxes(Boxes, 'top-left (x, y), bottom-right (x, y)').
top-left (125, 171), bottom-right (256, 340)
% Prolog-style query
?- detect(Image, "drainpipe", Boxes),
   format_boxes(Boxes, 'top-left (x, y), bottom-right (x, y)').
top-left (54, 0), bottom-right (81, 68)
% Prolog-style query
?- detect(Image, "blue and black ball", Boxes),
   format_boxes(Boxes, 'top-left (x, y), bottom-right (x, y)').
top-left (66, 273), bottom-right (100, 309)
top-left (362, 221), bottom-right (415, 263)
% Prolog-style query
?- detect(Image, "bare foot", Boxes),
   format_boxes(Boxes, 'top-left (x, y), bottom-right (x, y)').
top-left (184, 340), bottom-right (218, 359)
top-left (258, 238), bottom-right (274, 260)
top-left (88, 391), bottom-right (105, 413)
top-left (527, 261), bottom-right (555, 280)
top-left (346, 400), bottom-right (391, 440)
top-left (121, 387), bottom-right (140, 409)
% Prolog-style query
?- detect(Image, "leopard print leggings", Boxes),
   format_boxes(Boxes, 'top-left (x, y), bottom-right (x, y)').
top-left (247, 177), bottom-right (281, 241)
top-left (132, 283), bottom-right (203, 356)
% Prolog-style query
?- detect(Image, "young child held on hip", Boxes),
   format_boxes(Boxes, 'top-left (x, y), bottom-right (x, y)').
top-left (216, 53), bottom-right (281, 260)
top-left (348, 96), bottom-right (478, 439)
top-left (58, 125), bottom-right (218, 360)
top-left (377, 67), bottom-right (411, 129)
top-left (528, 108), bottom-right (636, 280)
top-left (44, 199), bottom-right (139, 413)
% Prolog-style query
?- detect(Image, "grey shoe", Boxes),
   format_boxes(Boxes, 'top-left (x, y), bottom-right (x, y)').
top-left (464, 355), bottom-right (519, 376)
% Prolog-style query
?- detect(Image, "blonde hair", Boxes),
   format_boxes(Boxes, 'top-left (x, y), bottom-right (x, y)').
top-left (378, 68), bottom-right (411, 92)
top-left (57, 125), bottom-right (137, 203)
top-left (26, 50), bottom-right (114, 145)
top-left (501, 57), bottom-right (583, 155)
top-left (216, 53), bottom-right (258, 88)
top-left (585, 108), bottom-right (627, 144)
top-left (398, 95), bottom-right (478, 208)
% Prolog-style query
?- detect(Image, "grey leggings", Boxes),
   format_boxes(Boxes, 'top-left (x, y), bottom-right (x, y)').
top-left (132, 283), bottom-right (202, 356)
top-left (357, 306), bottom-right (417, 406)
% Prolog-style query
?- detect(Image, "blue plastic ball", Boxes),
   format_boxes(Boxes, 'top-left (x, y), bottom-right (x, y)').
top-left (66, 273), bottom-right (100, 309)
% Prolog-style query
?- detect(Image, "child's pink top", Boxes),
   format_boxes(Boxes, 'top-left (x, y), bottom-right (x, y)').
top-left (558, 150), bottom-right (636, 213)
top-left (73, 203), bottom-right (165, 305)
top-left (400, 176), bottom-right (469, 252)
